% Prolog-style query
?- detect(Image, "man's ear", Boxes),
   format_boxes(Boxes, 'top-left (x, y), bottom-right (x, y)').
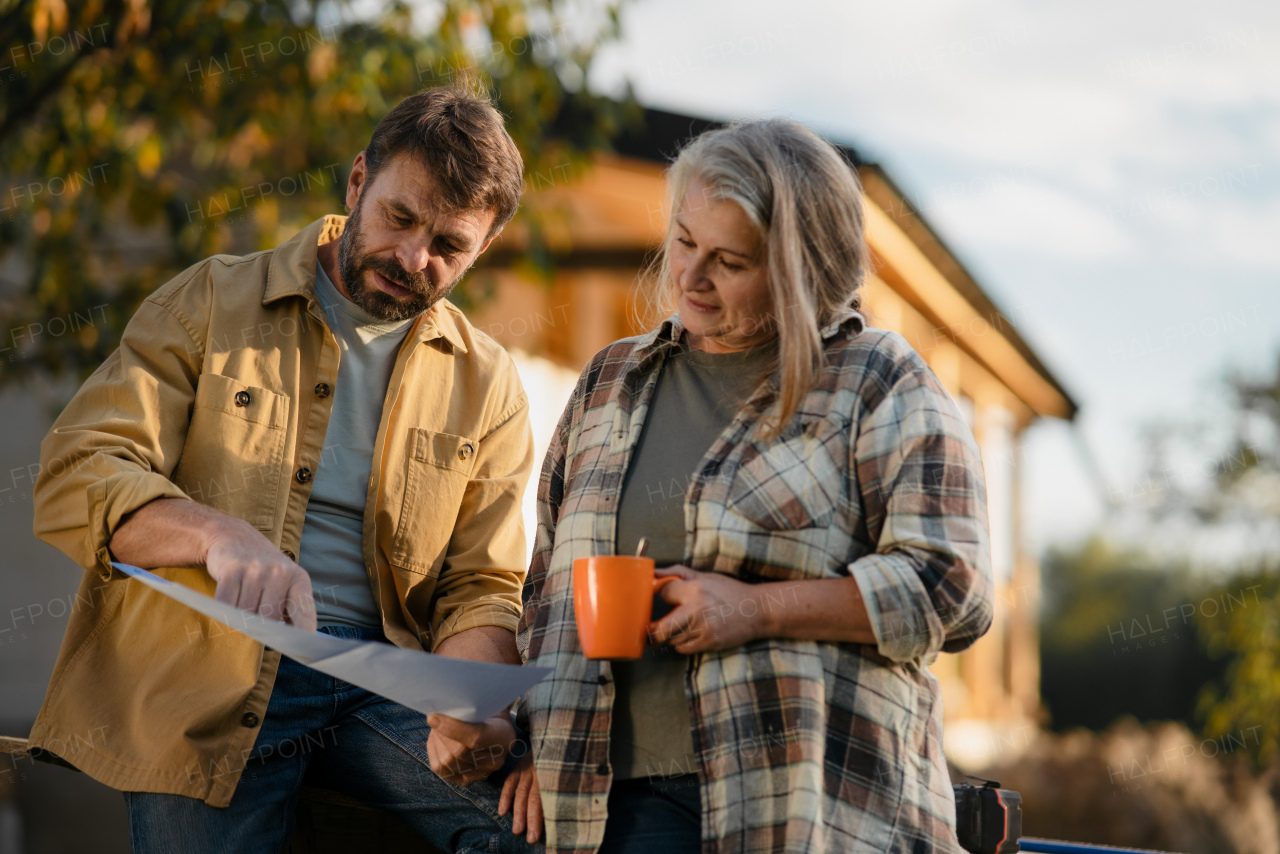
top-left (346, 151), bottom-right (368, 212)
top-left (476, 226), bottom-right (503, 256)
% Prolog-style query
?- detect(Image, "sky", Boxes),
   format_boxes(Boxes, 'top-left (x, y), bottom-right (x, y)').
top-left (585, 0), bottom-right (1280, 555)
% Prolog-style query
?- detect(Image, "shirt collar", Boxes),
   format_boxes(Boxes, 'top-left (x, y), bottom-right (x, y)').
top-left (820, 305), bottom-right (866, 339)
top-left (636, 305), bottom-right (866, 357)
top-left (263, 214), bottom-right (468, 354)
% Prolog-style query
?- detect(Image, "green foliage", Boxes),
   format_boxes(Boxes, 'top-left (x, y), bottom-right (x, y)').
top-left (1041, 538), bottom-right (1188, 648)
top-left (1187, 357), bottom-right (1280, 766)
top-left (1039, 537), bottom-right (1225, 733)
top-left (1044, 356), bottom-right (1280, 763)
top-left (0, 0), bottom-right (632, 383)
top-left (1195, 568), bottom-right (1280, 768)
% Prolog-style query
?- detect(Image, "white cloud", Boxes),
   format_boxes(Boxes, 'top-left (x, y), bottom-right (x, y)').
top-left (1199, 201), bottom-right (1280, 270)
top-left (927, 181), bottom-right (1135, 259)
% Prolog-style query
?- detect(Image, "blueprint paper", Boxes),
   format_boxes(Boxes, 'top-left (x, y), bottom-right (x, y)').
top-left (114, 563), bottom-right (549, 722)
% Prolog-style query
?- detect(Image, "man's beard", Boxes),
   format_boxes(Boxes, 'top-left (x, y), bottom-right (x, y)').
top-left (336, 199), bottom-right (461, 322)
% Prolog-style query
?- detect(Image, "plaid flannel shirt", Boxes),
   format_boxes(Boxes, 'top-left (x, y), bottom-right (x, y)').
top-left (517, 309), bottom-right (994, 853)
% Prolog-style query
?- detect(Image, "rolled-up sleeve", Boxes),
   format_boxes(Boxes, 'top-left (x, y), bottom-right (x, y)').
top-left (848, 366), bottom-right (994, 665)
top-left (34, 297), bottom-right (203, 580)
top-left (428, 364), bottom-right (535, 650)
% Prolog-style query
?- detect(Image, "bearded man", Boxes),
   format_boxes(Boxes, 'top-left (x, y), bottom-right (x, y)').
top-left (29, 84), bottom-right (542, 853)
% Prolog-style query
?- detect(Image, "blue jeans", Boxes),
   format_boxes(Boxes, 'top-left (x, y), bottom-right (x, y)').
top-left (598, 774), bottom-right (701, 854)
top-left (124, 626), bottom-right (538, 854)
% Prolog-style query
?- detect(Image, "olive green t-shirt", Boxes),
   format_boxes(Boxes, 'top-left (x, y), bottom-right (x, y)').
top-left (611, 341), bottom-right (770, 780)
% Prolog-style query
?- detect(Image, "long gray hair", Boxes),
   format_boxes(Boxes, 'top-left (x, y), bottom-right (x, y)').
top-left (641, 119), bottom-right (869, 436)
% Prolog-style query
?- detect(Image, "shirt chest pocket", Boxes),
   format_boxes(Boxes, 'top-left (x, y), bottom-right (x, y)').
top-left (726, 416), bottom-right (848, 531)
top-left (389, 428), bottom-right (478, 574)
top-left (173, 372), bottom-right (291, 533)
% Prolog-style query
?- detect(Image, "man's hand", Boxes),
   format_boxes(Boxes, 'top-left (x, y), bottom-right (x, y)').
top-left (427, 626), bottom-right (524, 783)
top-left (110, 497), bottom-right (317, 631)
top-left (426, 713), bottom-right (517, 786)
top-left (499, 753), bottom-right (543, 844)
top-left (647, 565), bottom-right (769, 653)
top-left (204, 526), bottom-right (316, 631)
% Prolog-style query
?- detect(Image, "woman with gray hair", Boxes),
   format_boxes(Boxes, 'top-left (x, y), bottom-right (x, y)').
top-left (501, 119), bottom-right (995, 853)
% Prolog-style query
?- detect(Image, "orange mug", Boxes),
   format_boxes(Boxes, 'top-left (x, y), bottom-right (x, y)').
top-left (572, 556), bottom-right (677, 660)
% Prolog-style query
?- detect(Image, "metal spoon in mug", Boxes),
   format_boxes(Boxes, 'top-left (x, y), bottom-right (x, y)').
top-left (636, 537), bottom-right (649, 558)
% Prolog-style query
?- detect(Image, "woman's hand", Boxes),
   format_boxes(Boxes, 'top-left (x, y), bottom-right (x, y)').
top-left (498, 753), bottom-right (544, 844)
top-left (647, 565), bottom-right (770, 653)
top-left (426, 713), bottom-right (516, 786)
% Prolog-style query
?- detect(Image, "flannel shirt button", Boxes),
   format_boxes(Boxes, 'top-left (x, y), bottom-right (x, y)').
top-left (314, 382), bottom-right (331, 398)
top-left (295, 467), bottom-right (313, 484)
top-left (459, 443), bottom-right (474, 461)
top-left (597, 675), bottom-right (607, 684)
top-left (240, 712), bottom-right (260, 728)
top-left (234, 390), bottom-right (251, 407)
top-left (597, 762), bottom-right (609, 775)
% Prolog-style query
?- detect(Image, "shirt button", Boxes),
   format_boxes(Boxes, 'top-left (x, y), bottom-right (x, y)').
top-left (234, 390), bottom-right (251, 407)
top-left (240, 712), bottom-right (260, 728)
top-left (597, 762), bottom-right (609, 775)
top-left (314, 382), bottom-right (331, 398)
top-left (597, 675), bottom-right (607, 684)
top-left (459, 443), bottom-right (474, 461)
top-left (282, 549), bottom-right (296, 561)
top-left (295, 467), bottom-right (313, 484)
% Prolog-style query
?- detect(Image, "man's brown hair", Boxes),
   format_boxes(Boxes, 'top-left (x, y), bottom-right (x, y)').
top-left (364, 83), bottom-right (523, 236)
